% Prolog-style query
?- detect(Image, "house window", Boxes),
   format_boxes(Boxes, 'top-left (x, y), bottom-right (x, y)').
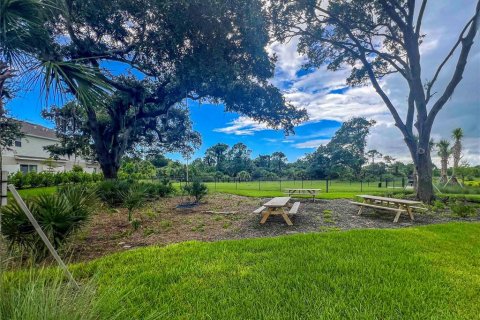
top-left (20, 165), bottom-right (37, 174)
top-left (14, 139), bottom-right (22, 147)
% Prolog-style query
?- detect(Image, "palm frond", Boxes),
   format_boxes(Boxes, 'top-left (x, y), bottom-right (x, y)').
top-left (452, 128), bottom-right (464, 140)
top-left (436, 139), bottom-right (451, 157)
top-left (0, 0), bottom-right (46, 64)
top-left (36, 59), bottom-right (113, 106)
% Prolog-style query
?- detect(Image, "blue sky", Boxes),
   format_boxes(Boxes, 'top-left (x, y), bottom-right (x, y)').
top-left (6, 1), bottom-right (480, 165)
top-left (6, 88), bottom-right (340, 162)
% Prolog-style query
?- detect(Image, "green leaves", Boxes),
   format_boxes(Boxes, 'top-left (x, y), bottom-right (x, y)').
top-left (39, 59), bottom-right (112, 106)
top-left (0, 185), bottom-right (96, 258)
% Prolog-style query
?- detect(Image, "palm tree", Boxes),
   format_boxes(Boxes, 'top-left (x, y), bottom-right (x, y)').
top-left (0, 0), bottom-right (111, 110)
top-left (436, 140), bottom-right (451, 185)
top-left (451, 128), bottom-right (464, 184)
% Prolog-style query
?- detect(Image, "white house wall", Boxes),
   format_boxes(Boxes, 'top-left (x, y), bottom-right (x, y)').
top-left (1, 134), bottom-right (100, 175)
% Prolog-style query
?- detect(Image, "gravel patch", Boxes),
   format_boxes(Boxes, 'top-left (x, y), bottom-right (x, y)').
top-left (224, 198), bottom-right (480, 240)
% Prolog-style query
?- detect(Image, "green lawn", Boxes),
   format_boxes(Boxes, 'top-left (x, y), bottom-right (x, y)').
top-left (5, 186), bottom-right (57, 202)
top-left (175, 180), bottom-right (411, 199)
top-left (42, 222), bottom-right (478, 319)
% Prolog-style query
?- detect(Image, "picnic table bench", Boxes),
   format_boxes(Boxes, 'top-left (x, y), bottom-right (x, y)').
top-left (350, 195), bottom-right (424, 223)
top-left (284, 188), bottom-right (321, 202)
top-left (253, 197), bottom-right (300, 226)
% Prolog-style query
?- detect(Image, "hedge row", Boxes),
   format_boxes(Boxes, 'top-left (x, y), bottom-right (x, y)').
top-left (8, 171), bottom-right (103, 189)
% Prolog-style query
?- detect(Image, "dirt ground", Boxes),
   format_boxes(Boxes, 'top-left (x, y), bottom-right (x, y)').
top-left (66, 193), bottom-right (480, 262)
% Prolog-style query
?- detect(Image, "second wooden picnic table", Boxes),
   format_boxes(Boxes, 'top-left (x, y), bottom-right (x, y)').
top-left (284, 188), bottom-right (321, 202)
top-left (354, 195), bottom-right (423, 223)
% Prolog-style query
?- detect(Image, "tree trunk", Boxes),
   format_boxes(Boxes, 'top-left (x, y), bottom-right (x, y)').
top-left (416, 151), bottom-right (434, 203)
top-left (100, 160), bottom-right (119, 179)
top-left (440, 158), bottom-right (448, 184)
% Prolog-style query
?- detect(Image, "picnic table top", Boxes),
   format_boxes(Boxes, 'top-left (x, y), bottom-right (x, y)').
top-left (264, 197), bottom-right (291, 207)
top-left (285, 188), bottom-right (322, 191)
top-left (356, 195), bottom-right (422, 205)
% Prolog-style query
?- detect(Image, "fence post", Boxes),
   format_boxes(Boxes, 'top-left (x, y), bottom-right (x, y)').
top-left (360, 180), bottom-right (363, 192)
top-left (1, 171), bottom-right (7, 207)
top-left (279, 179), bottom-right (282, 191)
top-left (258, 179), bottom-right (260, 191)
top-left (236, 178), bottom-right (238, 190)
top-left (385, 179), bottom-right (388, 188)
top-left (214, 178), bottom-right (217, 191)
top-left (8, 185), bottom-right (79, 289)
top-left (402, 177), bottom-right (405, 188)
top-left (326, 179), bottom-right (329, 193)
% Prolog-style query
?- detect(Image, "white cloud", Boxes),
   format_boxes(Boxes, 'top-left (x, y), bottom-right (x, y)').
top-left (215, 1), bottom-right (480, 164)
top-left (213, 117), bottom-right (269, 135)
top-left (294, 139), bottom-right (331, 149)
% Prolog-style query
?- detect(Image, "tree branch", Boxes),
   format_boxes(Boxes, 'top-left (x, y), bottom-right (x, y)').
top-left (415, 0), bottom-right (428, 36)
top-left (425, 15), bottom-right (475, 104)
top-left (426, 0), bottom-right (480, 129)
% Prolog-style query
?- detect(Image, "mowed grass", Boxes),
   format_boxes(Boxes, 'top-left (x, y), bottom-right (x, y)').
top-left (193, 180), bottom-right (410, 199)
top-left (5, 186), bottom-right (57, 202)
top-left (52, 222), bottom-right (480, 319)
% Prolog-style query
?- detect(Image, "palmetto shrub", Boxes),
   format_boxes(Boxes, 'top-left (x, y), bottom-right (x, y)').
top-left (0, 185), bottom-right (97, 258)
top-left (182, 180), bottom-right (208, 203)
top-left (95, 180), bottom-right (131, 206)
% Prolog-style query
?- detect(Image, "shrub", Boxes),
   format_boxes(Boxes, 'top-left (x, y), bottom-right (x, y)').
top-left (72, 164), bottom-right (84, 172)
top-left (183, 180), bottom-right (208, 203)
top-left (432, 200), bottom-right (446, 212)
top-left (8, 171), bottom-right (103, 189)
top-left (140, 179), bottom-right (175, 199)
top-left (450, 201), bottom-right (477, 218)
top-left (121, 184), bottom-right (147, 222)
top-left (0, 186), bottom-right (96, 258)
top-left (95, 180), bottom-right (131, 206)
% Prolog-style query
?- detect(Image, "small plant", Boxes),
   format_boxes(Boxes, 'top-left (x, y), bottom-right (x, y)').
top-left (432, 200), bottom-right (446, 212)
top-left (223, 221), bottom-right (232, 229)
top-left (322, 209), bottom-right (334, 224)
top-left (450, 201), bottom-right (477, 218)
top-left (159, 220), bottom-right (173, 230)
top-left (131, 218), bottom-right (141, 230)
top-left (122, 184), bottom-right (147, 222)
top-left (191, 221), bottom-right (206, 232)
top-left (183, 180), bottom-right (208, 203)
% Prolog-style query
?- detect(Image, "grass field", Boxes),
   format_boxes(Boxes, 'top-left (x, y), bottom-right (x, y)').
top-left (178, 179), bottom-right (411, 199)
top-left (4, 222), bottom-right (478, 319)
top-left (7, 181), bottom-right (480, 202)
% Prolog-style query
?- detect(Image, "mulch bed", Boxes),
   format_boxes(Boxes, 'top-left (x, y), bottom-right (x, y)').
top-left (60, 194), bottom-right (480, 262)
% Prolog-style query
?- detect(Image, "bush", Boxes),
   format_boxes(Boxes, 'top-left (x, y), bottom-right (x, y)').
top-left (0, 185), bottom-right (97, 258)
top-left (450, 201), bottom-right (477, 218)
top-left (8, 171), bottom-right (103, 189)
top-left (141, 179), bottom-right (175, 199)
top-left (121, 184), bottom-right (147, 222)
top-left (183, 180), bottom-right (208, 203)
top-left (95, 180), bottom-right (131, 207)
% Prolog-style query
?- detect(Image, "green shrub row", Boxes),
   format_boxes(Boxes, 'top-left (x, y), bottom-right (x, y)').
top-left (96, 179), bottom-right (175, 207)
top-left (8, 171), bottom-right (103, 189)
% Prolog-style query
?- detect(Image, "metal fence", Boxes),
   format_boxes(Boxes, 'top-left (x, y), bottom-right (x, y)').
top-left (177, 177), bottom-right (411, 194)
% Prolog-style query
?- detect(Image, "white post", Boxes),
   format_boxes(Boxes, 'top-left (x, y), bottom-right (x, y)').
top-left (8, 185), bottom-right (79, 289)
top-left (1, 171), bottom-right (7, 207)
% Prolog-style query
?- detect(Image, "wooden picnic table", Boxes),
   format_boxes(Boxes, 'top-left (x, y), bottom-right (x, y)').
top-left (256, 196), bottom-right (297, 226)
top-left (353, 195), bottom-right (423, 223)
top-left (284, 188), bottom-right (321, 201)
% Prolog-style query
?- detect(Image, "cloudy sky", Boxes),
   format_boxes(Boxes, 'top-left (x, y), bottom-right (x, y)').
top-left (214, 0), bottom-right (480, 165)
top-left (8, 0), bottom-right (480, 165)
